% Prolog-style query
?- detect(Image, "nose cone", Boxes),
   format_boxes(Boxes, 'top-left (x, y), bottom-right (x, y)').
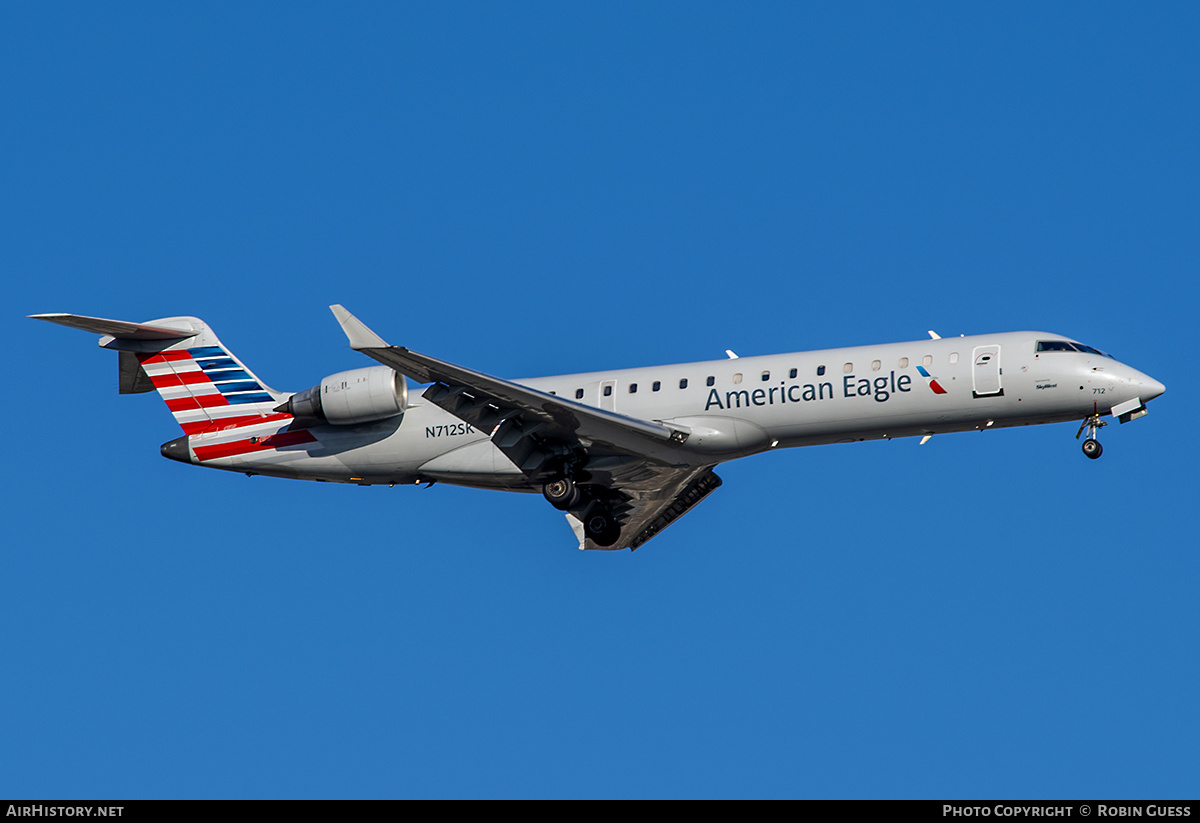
top-left (1141, 375), bottom-right (1166, 402)
top-left (1120, 364), bottom-right (1165, 403)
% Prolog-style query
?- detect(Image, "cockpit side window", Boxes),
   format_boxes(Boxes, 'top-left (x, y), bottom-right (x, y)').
top-left (1036, 341), bottom-right (1078, 352)
top-left (1035, 340), bottom-right (1114, 358)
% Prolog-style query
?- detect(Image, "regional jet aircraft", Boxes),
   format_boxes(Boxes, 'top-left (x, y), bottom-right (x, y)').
top-left (32, 308), bottom-right (1165, 551)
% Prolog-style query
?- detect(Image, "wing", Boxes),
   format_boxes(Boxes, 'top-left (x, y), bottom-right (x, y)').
top-left (329, 305), bottom-right (722, 550)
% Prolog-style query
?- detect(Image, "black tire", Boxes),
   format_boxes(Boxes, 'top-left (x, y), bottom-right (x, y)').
top-left (1082, 438), bottom-right (1103, 460)
top-left (584, 510), bottom-right (621, 547)
top-left (543, 477), bottom-right (579, 510)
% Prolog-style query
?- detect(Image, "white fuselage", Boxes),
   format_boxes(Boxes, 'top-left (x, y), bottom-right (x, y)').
top-left (185, 331), bottom-right (1164, 488)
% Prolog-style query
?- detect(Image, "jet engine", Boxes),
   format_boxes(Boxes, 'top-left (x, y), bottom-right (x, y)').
top-left (278, 366), bottom-right (407, 425)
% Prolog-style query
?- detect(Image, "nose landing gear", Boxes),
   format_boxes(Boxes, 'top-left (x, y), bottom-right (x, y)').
top-left (1075, 410), bottom-right (1107, 459)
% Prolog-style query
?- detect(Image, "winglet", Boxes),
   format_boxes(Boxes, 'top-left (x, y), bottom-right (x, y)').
top-left (329, 304), bottom-right (389, 350)
top-left (565, 513), bottom-right (588, 550)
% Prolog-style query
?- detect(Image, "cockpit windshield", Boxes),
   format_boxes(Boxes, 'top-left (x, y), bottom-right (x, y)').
top-left (1035, 340), bottom-right (1114, 358)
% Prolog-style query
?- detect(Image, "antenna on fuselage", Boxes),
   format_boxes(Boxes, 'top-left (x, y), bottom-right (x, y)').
top-left (725, 350), bottom-right (739, 359)
top-left (927, 330), bottom-right (941, 340)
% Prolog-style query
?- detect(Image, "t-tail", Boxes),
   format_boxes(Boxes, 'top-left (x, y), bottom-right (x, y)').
top-left (30, 313), bottom-right (287, 436)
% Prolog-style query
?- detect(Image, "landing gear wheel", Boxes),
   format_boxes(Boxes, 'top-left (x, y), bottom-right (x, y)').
top-left (1075, 407), bottom-right (1108, 461)
top-left (584, 510), bottom-right (620, 548)
top-left (543, 477), bottom-right (580, 510)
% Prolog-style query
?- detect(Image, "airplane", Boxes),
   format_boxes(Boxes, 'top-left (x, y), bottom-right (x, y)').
top-left (31, 307), bottom-right (1165, 551)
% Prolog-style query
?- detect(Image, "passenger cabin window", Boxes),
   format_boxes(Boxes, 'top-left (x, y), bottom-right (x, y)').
top-left (732, 373), bottom-right (743, 384)
top-left (871, 360), bottom-right (881, 371)
top-left (679, 378), bottom-right (688, 389)
top-left (817, 365), bottom-right (826, 376)
top-left (706, 376), bottom-right (715, 386)
top-left (789, 368), bottom-right (797, 378)
top-left (843, 363), bottom-right (853, 374)
top-left (653, 381), bottom-right (661, 392)
top-left (922, 355), bottom-right (933, 366)
top-left (761, 371), bottom-right (770, 381)
top-left (949, 352), bottom-right (959, 364)
top-left (575, 388), bottom-right (584, 399)
top-left (898, 357), bottom-right (909, 368)
top-left (629, 383), bottom-right (638, 393)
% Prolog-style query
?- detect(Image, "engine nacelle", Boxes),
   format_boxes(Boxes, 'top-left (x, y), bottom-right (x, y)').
top-left (282, 366), bottom-right (407, 425)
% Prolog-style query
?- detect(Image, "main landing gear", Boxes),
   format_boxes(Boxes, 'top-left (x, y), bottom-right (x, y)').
top-left (1075, 410), bottom-right (1107, 460)
top-left (542, 476), bottom-right (581, 510)
top-left (542, 474), bottom-right (621, 547)
top-left (581, 508), bottom-right (620, 548)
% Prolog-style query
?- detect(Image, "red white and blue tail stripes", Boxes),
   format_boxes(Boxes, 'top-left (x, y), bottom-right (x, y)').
top-left (139, 345), bottom-right (286, 435)
top-left (141, 342), bottom-right (320, 462)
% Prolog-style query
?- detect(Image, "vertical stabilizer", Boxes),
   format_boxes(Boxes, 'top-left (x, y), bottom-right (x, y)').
top-left (122, 317), bottom-right (285, 434)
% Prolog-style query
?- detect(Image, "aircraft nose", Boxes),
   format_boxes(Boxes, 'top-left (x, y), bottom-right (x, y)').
top-left (1141, 375), bottom-right (1166, 402)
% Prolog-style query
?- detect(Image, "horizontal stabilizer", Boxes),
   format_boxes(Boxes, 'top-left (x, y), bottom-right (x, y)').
top-left (30, 313), bottom-right (198, 340)
top-left (34, 311), bottom-right (282, 429)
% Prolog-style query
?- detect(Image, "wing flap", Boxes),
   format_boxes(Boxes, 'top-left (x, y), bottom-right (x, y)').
top-left (627, 468), bottom-right (723, 550)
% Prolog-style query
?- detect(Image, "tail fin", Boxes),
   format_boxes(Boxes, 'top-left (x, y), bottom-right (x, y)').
top-left (31, 313), bottom-right (286, 435)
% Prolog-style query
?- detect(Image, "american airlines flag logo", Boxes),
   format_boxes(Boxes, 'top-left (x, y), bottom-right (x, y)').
top-left (916, 365), bottom-right (948, 395)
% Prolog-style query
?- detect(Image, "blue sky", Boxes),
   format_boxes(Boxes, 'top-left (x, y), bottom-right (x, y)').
top-left (3, 3), bottom-right (1197, 798)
